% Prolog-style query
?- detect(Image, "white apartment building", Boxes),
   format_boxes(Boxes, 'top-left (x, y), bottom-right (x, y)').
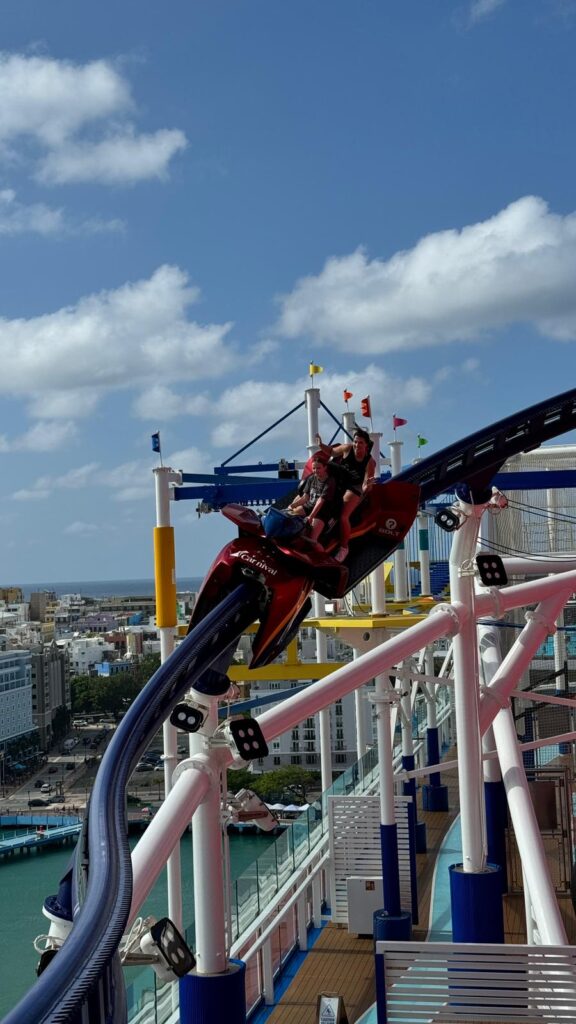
top-left (61, 637), bottom-right (117, 676)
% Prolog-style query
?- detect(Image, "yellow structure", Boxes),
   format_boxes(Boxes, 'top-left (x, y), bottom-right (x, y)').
top-left (225, 598), bottom-right (436, 684)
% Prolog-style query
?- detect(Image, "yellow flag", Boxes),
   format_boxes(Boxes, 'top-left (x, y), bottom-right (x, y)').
top-left (309, 363), bottom-right (324, 375)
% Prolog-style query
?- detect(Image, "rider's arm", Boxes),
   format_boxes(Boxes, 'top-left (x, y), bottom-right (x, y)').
top-left (361, 457), bottom-right (377, 493)
top-left (288, 493), bottom-right (306, 511)
top-left (314, 434), bottom-right (350, 459)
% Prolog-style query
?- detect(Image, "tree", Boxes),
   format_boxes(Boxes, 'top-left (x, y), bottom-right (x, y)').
top-left (248, 767), bottom-right (321, 804)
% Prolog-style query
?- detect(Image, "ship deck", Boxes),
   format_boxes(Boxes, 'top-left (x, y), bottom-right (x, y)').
top-left (263, 769), bottom-right (576, 1023)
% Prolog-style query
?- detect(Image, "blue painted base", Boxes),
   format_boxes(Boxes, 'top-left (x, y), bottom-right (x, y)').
top-left (484, 780), bottom-right (508, 894)
top-left (180, 960), bottom-right (246, 1024)
top-left (449, 864), bottom-right (504, 943)
top-left (422, 783), bottom-right (449, 812)
top-left (415, 819), bottom-right (427, 853)
top-left (373, 908), bottom-right (412, 941)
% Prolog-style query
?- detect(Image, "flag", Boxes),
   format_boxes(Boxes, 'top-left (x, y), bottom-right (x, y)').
top-left (393, 415), bottom-right (408, 429)
top-left (343, 389), bottom-right (353, 402)
top-left (360, 396), bottom-right (372, 418)
top-left (309, 362), bottom-right (323, 375)
top-left (151, 432), bottom-right (161, 454)
top-left (417, 435), bottom-right (428, 448)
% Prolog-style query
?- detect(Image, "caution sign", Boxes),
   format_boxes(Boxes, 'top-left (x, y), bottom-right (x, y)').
top-left (316, 993), bottom-right (349, 1024)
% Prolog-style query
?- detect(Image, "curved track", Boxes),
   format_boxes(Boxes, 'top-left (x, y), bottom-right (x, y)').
top-left (2, 581), bottom-right (263, 1024)
top-left (3, 387), bottom-right (576, 1024)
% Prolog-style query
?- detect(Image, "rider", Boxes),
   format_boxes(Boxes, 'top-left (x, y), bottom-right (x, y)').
top-left (314, 426), bottom-right (376, 561)
top-left (287, 452), bottom-right (338, 543)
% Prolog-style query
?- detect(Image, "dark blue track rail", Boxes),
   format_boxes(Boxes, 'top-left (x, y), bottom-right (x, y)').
top-left (1, 581), bottom-right (264, 1024)
top-left (396, 387), bottom-right (576, 503)
top-left (4, 388), bottom-right (576, 1024)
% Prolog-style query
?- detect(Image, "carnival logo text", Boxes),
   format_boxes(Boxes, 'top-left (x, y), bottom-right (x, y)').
top-left (230, 550), bottom-right (278, 576)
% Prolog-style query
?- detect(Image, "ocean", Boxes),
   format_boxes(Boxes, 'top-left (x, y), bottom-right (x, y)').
top-left (12, 578), bottom-right (204, 601)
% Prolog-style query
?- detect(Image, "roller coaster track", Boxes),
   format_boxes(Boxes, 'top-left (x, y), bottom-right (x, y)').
top-left (3, 387), bottom-right (576, 1024)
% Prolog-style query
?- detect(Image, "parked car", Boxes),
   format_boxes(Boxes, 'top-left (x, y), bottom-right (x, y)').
top-left (28, 798), bottom-right (50, 808)
top-left (34, 779), bottom-right (46, 788)
top-left (141, 753), bottom-right (161, 765)
top-left (47, 766), bottom-right (58, 774)
top-left (134, 762), bottom-right (152, 773)
top-left (40, 783), bottom-right (51, 793)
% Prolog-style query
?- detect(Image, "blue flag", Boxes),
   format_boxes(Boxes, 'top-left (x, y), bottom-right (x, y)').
top-left (151, 432), bottom-right (161, 454)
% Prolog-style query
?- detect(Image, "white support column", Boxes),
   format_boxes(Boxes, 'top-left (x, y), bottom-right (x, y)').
top-left (492, 706), bottom-right (568, 944)
top-left (297, 896), bottom-right (308, 951)
top-left (418, 509), bottom-right (431, 597)
top-left (522, 867), bottom-right (537, 945)
top-left (353, 649), bottom-right (370, 758)
top-left (189, 699), bottom-right (228, 975)
top-left (262, 939), bottom-right (274, 1005)
top-left (389, 439), bottom-right (408, 602)
top-left (306, 386), bottom-right (333, 791)
top-left (450, 502), bottom-right (487, 873)
top-left (479, 589), bottom-right (574, 737)
top-left (153, 465), bottom-right (183, 930)
top-left (312, 873), bottom-right (322, 928)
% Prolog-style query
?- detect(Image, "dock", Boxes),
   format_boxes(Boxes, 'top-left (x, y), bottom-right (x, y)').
top-left (0, 823), bottom-right (82, 859)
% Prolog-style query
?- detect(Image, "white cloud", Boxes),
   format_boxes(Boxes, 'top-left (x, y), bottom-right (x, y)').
top-left (0, 53), bottom-right (132, 147)
top-left (131, 385), bottom-right (211, 420)
top-left (0, 420), bottom-right (77, 452)
top-left (245, 338), bottom-right (280, 364)
top-left (469, 0), bottom-right (507, 24)
top-left (54, 463), bottom-right (100, 489)
top-left (63, 521), bottom-right (99, 536)
top-left (12, 487), bottom-right (51, 501)
top-left (0, 266), bottom-right (236, 405)
top-left (0, 188), bottom-right (64, 235)
top-left (276, 197), bottom-right (576, 352)
top-left (0, 188), bottom-right (123, 236)
top-left (37, 129), bottom-right (188, 185)
top-left (27, 390), bottom-right (102, 419)
top-left (210, 367), bottom-right (431, 451)
top-left (166, 446), bottom-right (214, 474)
top-left (0, 53), bottom-right (186, 186)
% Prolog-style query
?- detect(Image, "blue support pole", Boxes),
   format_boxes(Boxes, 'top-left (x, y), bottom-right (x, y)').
top-left (422, 725), bottom-right (449, 811)
top-left (484, 779), bottom-right (508, 893)
top-left (180, 961), bottom-right (246, 1024)
top-left (450, 864), bottom-right (504, 942)
top-left (402, 752), bottom-right (426, 857)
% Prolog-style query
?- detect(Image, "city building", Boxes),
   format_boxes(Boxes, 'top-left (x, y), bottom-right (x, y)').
top-left (0, 648), bottom-right (35, 773)
top-left (30, 641), bottom-right (70, 749)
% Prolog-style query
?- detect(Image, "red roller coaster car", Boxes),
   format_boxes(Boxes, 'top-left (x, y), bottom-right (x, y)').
top-left (189, 478), bottom-right (420, 669)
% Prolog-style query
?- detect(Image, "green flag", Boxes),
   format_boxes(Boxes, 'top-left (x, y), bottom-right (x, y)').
top-left (417, 435), bottom-right (428, 447)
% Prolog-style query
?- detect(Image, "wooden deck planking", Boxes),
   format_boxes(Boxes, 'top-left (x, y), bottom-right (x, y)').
top-left (264, 760), bottom-right (576, 1022)
top-left (265, 927), bottom-right (375, 1024)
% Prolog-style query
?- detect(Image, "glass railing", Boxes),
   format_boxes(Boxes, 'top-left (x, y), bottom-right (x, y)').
top-left (228, 744), bottom-right (379, 943)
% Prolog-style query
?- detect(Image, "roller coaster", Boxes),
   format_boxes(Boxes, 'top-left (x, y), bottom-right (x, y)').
top-left (3, 386), bottom-right (576, 1024)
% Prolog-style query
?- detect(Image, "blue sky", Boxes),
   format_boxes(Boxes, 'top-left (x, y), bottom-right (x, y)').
top-left (1, 0), bottom-right (576, 583)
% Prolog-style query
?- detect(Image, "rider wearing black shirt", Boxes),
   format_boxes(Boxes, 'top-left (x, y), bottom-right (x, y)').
top-left (314, 427), bottom-right (376, 561)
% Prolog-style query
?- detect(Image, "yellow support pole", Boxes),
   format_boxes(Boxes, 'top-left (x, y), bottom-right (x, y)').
top-left (154, 525), bottom-right (177, 627)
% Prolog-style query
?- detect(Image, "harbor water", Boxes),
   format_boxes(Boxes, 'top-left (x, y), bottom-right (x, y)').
top-left (0, 826), bottom-right (275, 1018)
